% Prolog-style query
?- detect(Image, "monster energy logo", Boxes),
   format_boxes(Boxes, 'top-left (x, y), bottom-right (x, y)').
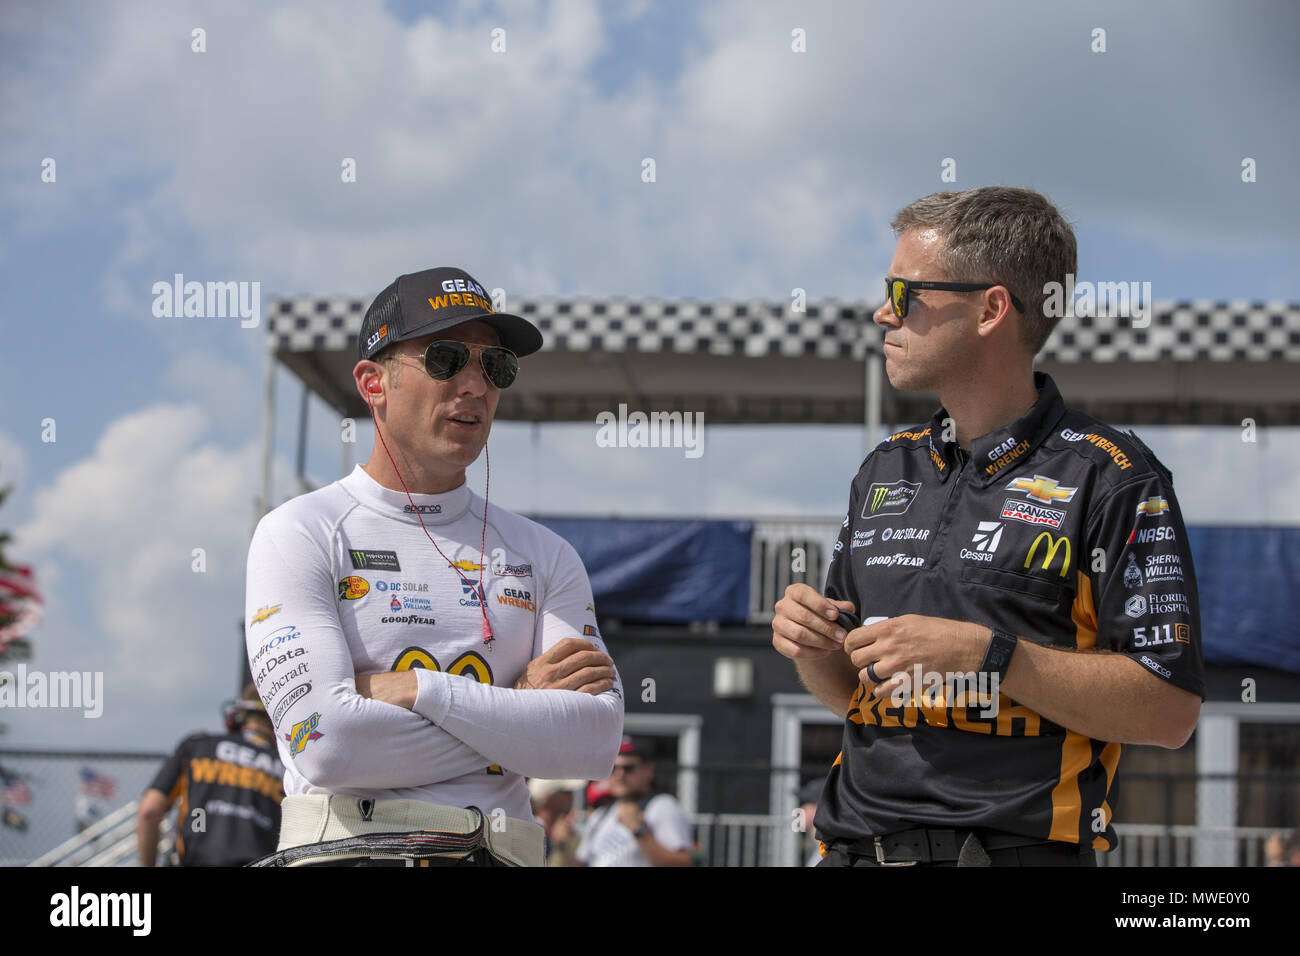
top-left (348, 549), bottom-right (401, 571)
top-left (861, 480), bottom-right (922, 521)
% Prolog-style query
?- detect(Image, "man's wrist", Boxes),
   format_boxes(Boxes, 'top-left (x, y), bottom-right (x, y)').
top-left (979, 627), bottom-right (1019, 682)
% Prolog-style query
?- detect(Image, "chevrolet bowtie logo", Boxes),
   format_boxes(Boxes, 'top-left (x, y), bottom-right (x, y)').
top-left (1005, 475), bottom-right (1078, 504)
top-left (1135, 496), bottom-right (1169, 517)
top-left (249, 604), bottom-right (281, 625)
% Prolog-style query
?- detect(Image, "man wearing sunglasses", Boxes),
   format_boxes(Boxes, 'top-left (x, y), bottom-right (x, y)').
top-left (772, 187), bottom-right (1203, 866)
top-left (244, 267), bottom-right (623, 866)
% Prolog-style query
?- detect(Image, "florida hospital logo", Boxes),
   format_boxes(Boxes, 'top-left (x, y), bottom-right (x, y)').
top-left (285, 712), bottom-right (324, 757)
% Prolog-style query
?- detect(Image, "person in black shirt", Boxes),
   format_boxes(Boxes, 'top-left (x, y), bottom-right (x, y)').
top-left (771, 186), bottom-right (1203, 866)
top-left (137, 684), bottom-right (285, 866)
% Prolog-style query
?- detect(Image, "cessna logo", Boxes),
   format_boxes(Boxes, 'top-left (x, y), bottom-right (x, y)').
top-left (861, 480), bottom-right (922, 521)
top-left (1023, 532), bottom-right (1071, 578)
top-left (1005, 475), bottom-right (1078, 504)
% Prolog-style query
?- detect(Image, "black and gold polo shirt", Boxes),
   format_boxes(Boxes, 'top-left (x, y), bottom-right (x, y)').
top-left (814, 372), bottom-right (1204, 852)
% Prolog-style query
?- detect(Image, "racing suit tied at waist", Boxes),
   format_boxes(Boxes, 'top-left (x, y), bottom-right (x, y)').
top-left (277, 793), bottom-right (545, 867)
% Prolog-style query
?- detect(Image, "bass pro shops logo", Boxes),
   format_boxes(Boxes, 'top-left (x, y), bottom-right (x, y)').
top-left (861, 480), bottom-right (921, 521)
top-left (285, 712), bottom-right (324, 757)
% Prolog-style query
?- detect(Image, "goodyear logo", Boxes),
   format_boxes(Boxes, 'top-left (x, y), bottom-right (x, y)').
top-left (1135, 496), bottom-right (1170, 518)
top-left (285, 712), bottom-right (323, 757)
top-left (338, 576), bottom-right (370, 601)
top-left (249, 604), bottom-right (282, 626)
top-left (1005, 474), bottom-right (1078, 504)
top-left (1024, 532), bottom-right (1071, 578)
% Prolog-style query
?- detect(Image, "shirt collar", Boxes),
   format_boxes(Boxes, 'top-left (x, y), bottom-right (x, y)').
top-left (341, 464), bottom-right (474, 524)
top-left (927, 372), bottom-right (1067, 484)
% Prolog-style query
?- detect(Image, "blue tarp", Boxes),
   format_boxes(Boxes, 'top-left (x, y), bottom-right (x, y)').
top-left (1190, 526), bottom-right (1300, 673)
top-left (538, 517), bottom-right (1300, 674)
top-left (536, 518), bottom-right (753, 624)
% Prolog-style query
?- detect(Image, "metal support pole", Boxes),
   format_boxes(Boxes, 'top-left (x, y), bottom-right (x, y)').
top-left (295, 382), bottom-right (310, 496)
top-left (258, 348), bottom-right (276, 522)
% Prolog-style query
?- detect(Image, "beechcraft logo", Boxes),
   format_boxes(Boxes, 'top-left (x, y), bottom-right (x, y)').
top-left (861, 480), bottom-right (922, 521)
top-left (1005, 474), bottom-right (1078, 504)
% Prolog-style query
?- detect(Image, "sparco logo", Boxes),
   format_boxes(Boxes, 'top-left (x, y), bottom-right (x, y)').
top-left (1139, 655), bottom-right (1172, 679)
top-left (403, 504), bottom-right (442, 515)
top-left (861, 480), bottom-right (922, 521)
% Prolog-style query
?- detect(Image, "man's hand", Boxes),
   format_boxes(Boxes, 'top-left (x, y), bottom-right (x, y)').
top-left (772, 583), bottom-right (856, 660)
top-left (843, 614), bottom-right (987, 698)
top-left (514, 637), bottom-right (615, 694)
top-left (355, 671), bottom-right (417, 710)
top-left (615, 798), bottom-right (644, 832)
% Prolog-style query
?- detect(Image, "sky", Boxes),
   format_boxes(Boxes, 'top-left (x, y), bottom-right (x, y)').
top-left (1, 0), bottom-right (1298, 771)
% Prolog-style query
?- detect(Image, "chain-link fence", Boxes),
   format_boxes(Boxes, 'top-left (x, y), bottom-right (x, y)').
top-left (0, 749), bottom-right (168, 866)
top-left (3, 749), bottom-right (1296, 866)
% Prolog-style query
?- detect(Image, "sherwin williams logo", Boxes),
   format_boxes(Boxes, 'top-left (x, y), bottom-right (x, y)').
top-left (861, 480), bottom-right (921, 520)
top-left (1135, 496), bottom-right (1170, 518)
top-left (338, 576), bottom-right (369, 601)
top-left (348, 549), bottom-right (401, 571)
top-left (1004, 475), bottom-right (1078, 504)
top-left (285, 712), bottom-right (323, 757)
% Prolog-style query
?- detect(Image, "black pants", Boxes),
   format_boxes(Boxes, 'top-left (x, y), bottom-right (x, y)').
top-left (818, 841), bottom-right (1097, 867)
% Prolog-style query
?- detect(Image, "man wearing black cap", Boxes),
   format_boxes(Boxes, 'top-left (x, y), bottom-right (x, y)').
top-left (244, 267), bottom-right (624, 867)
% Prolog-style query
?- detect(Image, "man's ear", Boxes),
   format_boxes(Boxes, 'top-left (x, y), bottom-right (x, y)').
top-left (355, 360), bottom-right (385, 401)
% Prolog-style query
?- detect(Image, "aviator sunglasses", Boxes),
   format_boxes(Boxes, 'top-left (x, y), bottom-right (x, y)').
top-left (405, 340), bottom-right (520, 389)
top-left (886, 277), bottom-right (1025, 319)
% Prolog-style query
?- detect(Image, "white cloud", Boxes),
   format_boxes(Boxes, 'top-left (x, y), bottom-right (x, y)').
top-left (16, 403), bottom-right (261, 746)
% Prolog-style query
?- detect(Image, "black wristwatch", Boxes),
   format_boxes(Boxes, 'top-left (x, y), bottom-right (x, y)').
top-left (980, 628), bottom-right (1019, 682)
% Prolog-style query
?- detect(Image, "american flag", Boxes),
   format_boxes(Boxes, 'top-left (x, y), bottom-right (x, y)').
top-left (78, 767), bottom-right (116, 800)
top-left (2, 778), bottom-right (32, 807)
top-left (1, 765), bottom-right (33, 806)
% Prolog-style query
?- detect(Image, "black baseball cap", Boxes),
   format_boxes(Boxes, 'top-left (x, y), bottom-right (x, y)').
top-left (357, 267), bottom-right (543, 362)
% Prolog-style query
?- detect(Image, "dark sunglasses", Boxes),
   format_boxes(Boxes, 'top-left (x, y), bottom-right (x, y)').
top-left (611, 763), bottom-right (643, 774)
top-left (412, 341), bottom-right (519, 389)
top-left (885, 277), bottom-right (1025, 319)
